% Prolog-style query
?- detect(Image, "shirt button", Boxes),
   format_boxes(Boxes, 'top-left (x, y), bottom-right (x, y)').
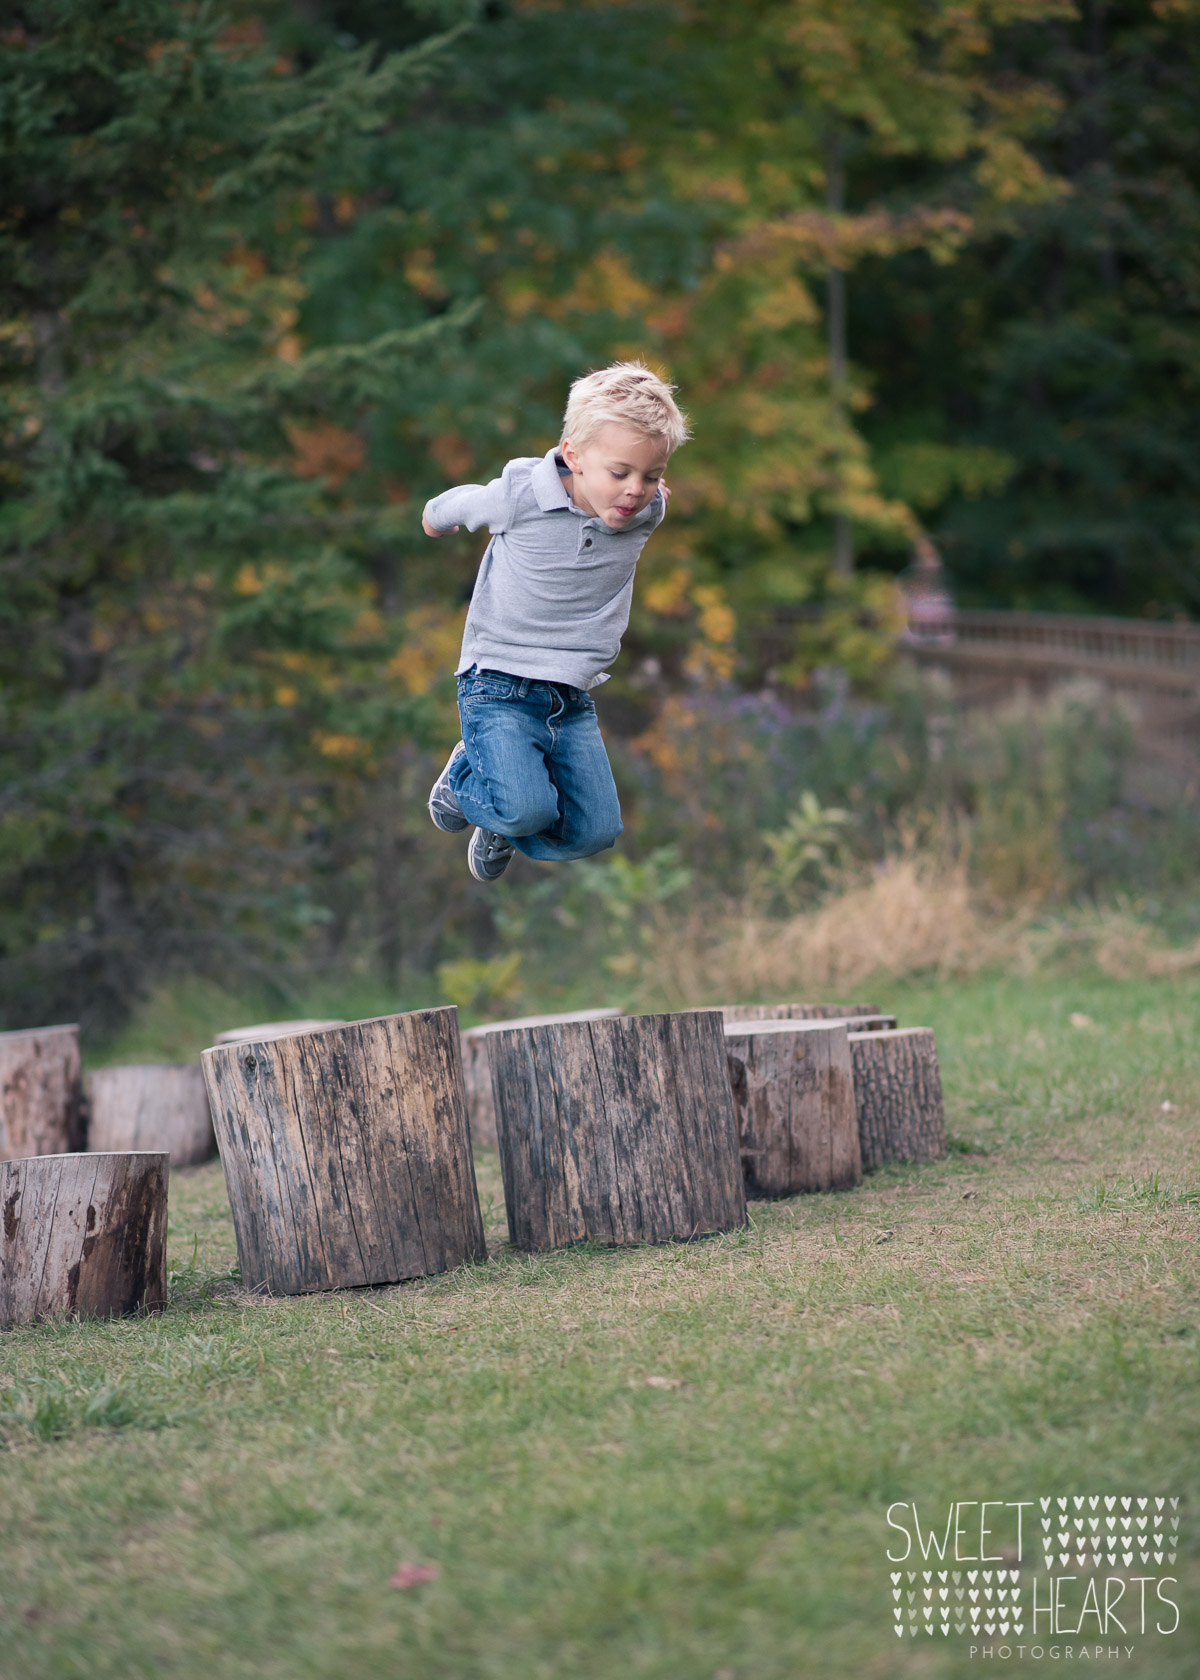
top-left (584, 538), bottom-right (592, 547)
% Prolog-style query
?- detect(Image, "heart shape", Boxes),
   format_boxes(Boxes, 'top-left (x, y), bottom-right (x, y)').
top-left (1105, 1497), bottom-right (1115, 1511)
top-left (1010, 1572), bottom-right (1020, 1585)
top-left (1122, 1498), bottom-right (1131, 1511)
top-left (1138, 1498), bottom-right (1147, 1510)
top-left (1014, 1624), bottom-right (1024, 1635)
top-left (1123, 1553), bottom-right (1133, 1566)
top-left (1059, 1554), bottom-right (1069, 1566)
top-left (893, 1589), bottom-right (902, 1600)
top-left (956, 1623), bottom-right (966, 1634)
top-left (1156, 1498), bottom-right (1164, 1510)
top-left (940, 1588), bottom-right (948, 1600)
top-left (953, 1572), bottom-right (962, 1583)
top-left (1074, 1497), bottom-right (1084, 1509)
top-left (1058, 1497), bottom-right (1067, 1510)
top-left (968, 1571), bottom-right (978, 1583)
top-left (1041, 1498), bottom-right (1050, 1512)
top-left (1090, 1498), bottom-right (1099, 1510)
top-left (891, 1572), bottom-right (901, 1583)
top-left (969, 1590), bottom-right (979, 1603)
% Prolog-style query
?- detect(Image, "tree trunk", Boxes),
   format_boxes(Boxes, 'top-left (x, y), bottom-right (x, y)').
top-left (214, 1019), bottom-right (346, 1046)
top-left (722, 1003), bottom-right (895, 1030)
top-left (461, 1008), bottom-right (624, 1149)
top-left (86, 1064), bottom-right (215, 1166)
top-left (849, 1027), bottom-right (946, 1171)
top-left (0, 1024), bottom-right (83, 1162)
top-left (724, 1021), bottom-right (862, 1196)
top-left (488, 1011), bottom-right (746, 1251)
top-left (201, 1009), bottom-right (484, 1294)
top-left (826, 123), bottom-right (854, 577)
top-left (0, 1151), bottom-right (168, 1328)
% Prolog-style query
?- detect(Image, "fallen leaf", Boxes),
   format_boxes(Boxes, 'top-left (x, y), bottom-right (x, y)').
top-left (1069, 1012), bottom-right (1093, 1029)
top-left (1161, 1100), bottom-right (1177, 1113)
top-left (872, 1231), bottom-right (894, 1244)
top-left (644, 1375), bottom-right (682, 1390)
top-left (390, 1561), bottom-right (440, 1590)
top-left (962, 1190), bottom-right (978, 1201)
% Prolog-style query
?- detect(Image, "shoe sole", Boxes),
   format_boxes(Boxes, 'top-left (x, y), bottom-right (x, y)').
top-left (468, 834), bottom-right (514, 882)
top-left (428, 743), bottom-right (469, 832)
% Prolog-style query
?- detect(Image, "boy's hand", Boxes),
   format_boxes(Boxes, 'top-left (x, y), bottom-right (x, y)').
top-left (422, 514), bottom-right (458, 537)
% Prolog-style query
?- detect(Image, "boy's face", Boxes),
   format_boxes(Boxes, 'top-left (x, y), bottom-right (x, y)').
top-left (561, 423), bottom-right (669, 529)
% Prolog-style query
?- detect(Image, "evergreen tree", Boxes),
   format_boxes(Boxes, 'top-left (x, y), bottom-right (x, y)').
top-left (0, 0), bottom-right (469, 1027)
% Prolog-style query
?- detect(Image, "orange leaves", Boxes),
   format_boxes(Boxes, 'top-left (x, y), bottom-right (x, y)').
top-left (428, 433), bottom-right (473, 481)
top-left (285, 421), bottom-right (365, 486)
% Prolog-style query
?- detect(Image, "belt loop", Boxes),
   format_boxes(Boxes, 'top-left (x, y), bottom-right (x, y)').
top-left (517, 677), bottom-right (530, 699)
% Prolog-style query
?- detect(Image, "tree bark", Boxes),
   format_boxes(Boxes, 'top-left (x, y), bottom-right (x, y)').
top-left (724, 1021), bottom-right (862, 1196)
top-left (488, 1011), bottom-right (746, 1251)
top-left (0, 1024), bottom-right (83, 1162)
top-left (0, 1151), bottom-right (168, 1328)
top-left (201, 1009), bottom-right (484, 1294)
top-left (849, 1027), bottom-right (946, 1171)
top-left (722, 1003), bottom-right (896, 1030)
top-left (461, 1008), bottom-right (624, 1149)
top-left (86, 1064), bottom-right (215, 1166)
top-left (214, 1019), bottom-right (346, 1046)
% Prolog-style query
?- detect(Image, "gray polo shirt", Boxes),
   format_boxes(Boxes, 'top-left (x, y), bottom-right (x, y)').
top-left (423, 447), bottom-right (666, 691)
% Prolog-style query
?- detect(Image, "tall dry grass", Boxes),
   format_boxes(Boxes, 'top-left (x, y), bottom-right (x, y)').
top-left (634, 854), bottom-right (1200, 1007)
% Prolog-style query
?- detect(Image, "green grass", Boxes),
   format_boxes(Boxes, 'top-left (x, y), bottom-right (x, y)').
top-left (3, 973), bottom-right (1200, 1677)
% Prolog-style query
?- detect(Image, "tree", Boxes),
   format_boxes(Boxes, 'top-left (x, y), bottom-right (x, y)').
top-left (0, 0), bottom-right (469, 1028)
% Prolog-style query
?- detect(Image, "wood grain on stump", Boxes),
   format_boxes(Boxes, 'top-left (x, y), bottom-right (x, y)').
top-left (722, 1003), bottom-right (896, 1030)
top-left (488, 1010), bottom-right (746, 1251)
top-left (201, 1009), bottom-right (484, 1294)
top-left (849, 1027), bottom-right (946, 1171)
top-left (461, 1008), bottom-right (623, 1148)
top-left (87, 1064), bottom-right (216, 1166)
top-left (0, 1024), bottom-right (83, 1162)
top-left (214, 1019), bottom-right (346, 1046)
top-left (0, 1151), bottom-right (167, 1328)
top-left (724, 1020), bottom-right (862, 1196)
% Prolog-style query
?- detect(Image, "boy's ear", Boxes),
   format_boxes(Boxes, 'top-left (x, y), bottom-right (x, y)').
top-left (560, 437), bottom-right (582, 473)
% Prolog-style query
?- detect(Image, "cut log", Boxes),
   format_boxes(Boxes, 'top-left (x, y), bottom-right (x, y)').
top-left (849, 1027), bottom-right (946, 1171)
top-left (0, 1024), bottom-right (83, 1162)
top-left (86, 1064), bottom-right (216, 1166)
top-left (461, 1008), bottom-right (624, 1148)
top-left (214, 1019), bottom-right (346, 1046)
top-left (488, 1011), bottom-right (746, 1251)
top-left (722, 1003), bottom-right (896, 1030)
top-left (201, 1009), bottom-right (484, 1294)
top-left (723, 1021), bottom-right (862, 1196)
top-left (0, 1151), bottom-right (168, 1328)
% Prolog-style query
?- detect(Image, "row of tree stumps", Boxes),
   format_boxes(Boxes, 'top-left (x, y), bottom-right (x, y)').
top-left (0, 999), bottom-right (945, 1325)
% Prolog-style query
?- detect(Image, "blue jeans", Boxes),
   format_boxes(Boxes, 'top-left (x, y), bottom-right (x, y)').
top-left (451, 668), bottom-right (623, 862)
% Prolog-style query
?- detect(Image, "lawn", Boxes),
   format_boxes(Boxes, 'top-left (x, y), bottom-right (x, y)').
top-left (2, 973), bottom-right (1198, 1678)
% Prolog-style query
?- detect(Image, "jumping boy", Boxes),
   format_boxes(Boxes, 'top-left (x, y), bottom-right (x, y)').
top-left (421, 361), bottom-right (690, 881)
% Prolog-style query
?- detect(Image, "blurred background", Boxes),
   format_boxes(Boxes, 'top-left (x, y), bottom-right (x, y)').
top-left (3, 0), bottom-right (1198, 1052)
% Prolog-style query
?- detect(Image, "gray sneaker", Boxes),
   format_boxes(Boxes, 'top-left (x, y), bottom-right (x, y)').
top-left (468, 827), bottom-right (515, 882)
top-left (428, 741), bottom-right (468, 833)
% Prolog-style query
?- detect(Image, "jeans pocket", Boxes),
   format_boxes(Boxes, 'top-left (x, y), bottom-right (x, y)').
top-left (459, 670), bottom-right (515, 701)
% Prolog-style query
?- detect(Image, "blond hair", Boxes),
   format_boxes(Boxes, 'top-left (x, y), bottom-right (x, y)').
top-left (560, 361), bottom-right (690, 454)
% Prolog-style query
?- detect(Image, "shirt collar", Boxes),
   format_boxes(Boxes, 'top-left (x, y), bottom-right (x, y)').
top-left (531, 447), bottom-right (572, 512)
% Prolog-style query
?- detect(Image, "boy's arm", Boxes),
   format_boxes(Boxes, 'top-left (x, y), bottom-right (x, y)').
top-left (422, 471), bottom-right (515, 538)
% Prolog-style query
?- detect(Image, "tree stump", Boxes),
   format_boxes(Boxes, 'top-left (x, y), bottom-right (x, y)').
top-left (722, 1003), bottom-right (896, 1030)
top-left (724, 1020), bottom-right (862, 1196)
top-left (0, 1024), bottom-right (83, 1162)
top-left (849, 1027), bottom-right (946, 1171)
top-left (214, 1019), bottom-right (346, 1046)
top-left (201, 1009), bottom-right (484, 1294)
top-left (86, 1064), bottom-right (216, 1166)
top-left (488, 1011), bottom-right (746, 1251)
top-left (461, 1008), bottom-right (624, 1148)
top-left (0, 1151), bottom-right (168, 1328)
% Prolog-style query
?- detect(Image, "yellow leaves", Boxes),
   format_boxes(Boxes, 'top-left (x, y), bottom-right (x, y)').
top-left (403, 247), bottom-right (446, 300)
top-left (388, 604), bottom-right (467, 697)
top-left (276, 333), bottom-right (302, 363)
top-left (556, 249), bottom-right (654, 320)
top-left (234, 564), bottom-right (263, 596)
top-left (312, 731), bottom-right (365, 760)
top-left (692, 585), bottom-right (736, 648)
top-left (643, 568), bottom-right (692, 616)
top-left (975, 135), bottom-right (1069, 206)
top-left (274, 685), bottom-right (299, 707)
top-left (285, 420), bottom-right (365, 485)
